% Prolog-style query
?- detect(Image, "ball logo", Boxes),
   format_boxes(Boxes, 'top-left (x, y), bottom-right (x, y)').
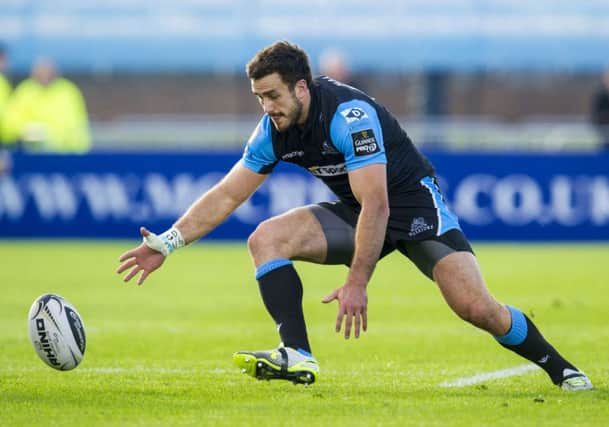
top-left (35, 318), bottom-right (61, 367)
top-left (66, 307), bottom-right (86, 354)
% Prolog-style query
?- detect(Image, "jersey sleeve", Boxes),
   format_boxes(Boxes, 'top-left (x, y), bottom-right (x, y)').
top-left (329, 100), bottom-right (387, 172)
top-left (241, 115), bottom-right (278, 174)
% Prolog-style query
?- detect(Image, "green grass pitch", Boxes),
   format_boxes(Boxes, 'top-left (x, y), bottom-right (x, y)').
top-left (1, 241), bottom-right (608, 426)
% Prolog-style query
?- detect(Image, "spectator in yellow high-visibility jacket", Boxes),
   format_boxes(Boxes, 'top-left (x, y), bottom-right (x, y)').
top-left (2, 57), bottom-right (91, 153)
top-left (0, 44), bottom-right (12, 143)
top-left (0, 43), bottom-right (13, 175)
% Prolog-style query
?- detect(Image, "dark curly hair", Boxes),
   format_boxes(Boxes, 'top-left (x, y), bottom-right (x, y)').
top-left (246, 41), bottom-right (312, 89)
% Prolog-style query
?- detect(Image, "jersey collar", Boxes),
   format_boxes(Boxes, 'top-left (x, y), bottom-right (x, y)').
top-left (300, 81), bottom-right (319, 137)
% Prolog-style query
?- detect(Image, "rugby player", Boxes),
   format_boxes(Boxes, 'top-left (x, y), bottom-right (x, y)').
top-left (117, 41), bottom-right (592, 390)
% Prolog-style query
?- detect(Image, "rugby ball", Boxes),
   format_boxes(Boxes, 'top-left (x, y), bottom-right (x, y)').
top-left (28, 294), bottom-right (86, 371)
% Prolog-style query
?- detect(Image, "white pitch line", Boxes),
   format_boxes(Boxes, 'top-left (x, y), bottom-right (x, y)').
top-left (439, 364), bottom-right (540, 388)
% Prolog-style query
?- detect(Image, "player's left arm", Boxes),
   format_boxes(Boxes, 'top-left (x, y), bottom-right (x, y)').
top-left (322, 100), bottom-right (389, 338)
top-left (347, 163), bottom-right (389, 287)
top-left (322, 164), bottom-right (389, 338)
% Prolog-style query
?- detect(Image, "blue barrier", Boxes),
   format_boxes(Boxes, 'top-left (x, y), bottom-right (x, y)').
top-left (1, 152), bottom-right (608, 241)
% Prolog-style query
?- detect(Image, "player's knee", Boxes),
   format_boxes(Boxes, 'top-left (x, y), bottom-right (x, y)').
top-left (455, 299), bottom-right (497, 331)
top-left (247, 220), bottom-right (289, 258)
top-left (247, 221), bottom-right (271, 255)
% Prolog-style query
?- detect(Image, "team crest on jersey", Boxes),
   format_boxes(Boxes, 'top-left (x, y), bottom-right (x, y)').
top-left (340, 107), bottom-right (368, 123)
top-left (351, 129), bottom-right (379, 156)
top-left (321, 140), bottom-right (339, 155)
top-left (408, 217), bottom-right (434, 237)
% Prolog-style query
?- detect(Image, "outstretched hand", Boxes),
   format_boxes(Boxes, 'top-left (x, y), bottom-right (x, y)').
top-left (322, 284), bottom-right (368, 339)
top-left (116, 227), bottom-right (166, 285)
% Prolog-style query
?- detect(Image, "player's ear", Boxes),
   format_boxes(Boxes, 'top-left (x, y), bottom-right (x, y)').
top-left (294, 79), bottom-right (308, 98)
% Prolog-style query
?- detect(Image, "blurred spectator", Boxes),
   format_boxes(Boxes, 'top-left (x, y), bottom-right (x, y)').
top-left (591, 67), bottom-right (609, 150)
top-left (0, 43), bottom-right (10, 116)
top-left (318, 47), bottom-right (365, 91)
top-left (2, 57), bottom-right (91, 153)
top-left (0, 43), bottom-right (12, 174)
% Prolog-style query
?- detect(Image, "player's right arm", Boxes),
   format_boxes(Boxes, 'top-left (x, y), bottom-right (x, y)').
top-left (174, 114), bottom-right (276, 244)
top-left (174, 162), bottom-right (266, 243)
top-left (116, 163), bottom-right (267, 285)
top-left (117, 115), bottom-right (277, 285)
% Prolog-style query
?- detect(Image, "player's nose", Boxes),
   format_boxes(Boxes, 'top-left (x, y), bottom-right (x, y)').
top-left (261, 98), bottom-right (275, 114)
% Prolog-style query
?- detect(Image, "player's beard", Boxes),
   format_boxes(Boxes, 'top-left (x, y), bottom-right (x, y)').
top-left (273, 91), bottom-right (304, 132)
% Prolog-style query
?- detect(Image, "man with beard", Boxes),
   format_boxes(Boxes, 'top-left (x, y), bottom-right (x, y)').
top-left (117, 41), bottom-right (592, 391)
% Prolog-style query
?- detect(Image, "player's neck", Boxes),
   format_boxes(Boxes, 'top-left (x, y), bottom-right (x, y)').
top-left (296, 90), bottom-right (311, 129)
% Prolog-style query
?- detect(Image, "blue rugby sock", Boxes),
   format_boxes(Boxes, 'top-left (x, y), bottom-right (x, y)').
top-left (256, 259), bottom-right (311, 354)
top-left (495, 306), bottom-right (577, 384)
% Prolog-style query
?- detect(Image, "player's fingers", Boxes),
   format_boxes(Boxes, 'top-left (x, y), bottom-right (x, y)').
top-left (362, 310), bottom-right (368, 332)
top-left (116, 258), bottom-right (137, 274)
top-left (344, 312), bottom-right (353, 339)
top-left (322, 289), bottom-right (339, 304)
top-left (118, 248), bottom-right (138, 262)
top-left (354, 312), bottom-right (361, 338)
top-left (140, 227), bottom-right (150, 237)
top-left (335, 308), bottom-right (344, 332)
top-left (123, 266), bottom-right (142, 283)
top-left (137, 270), bottom-right (150, 286)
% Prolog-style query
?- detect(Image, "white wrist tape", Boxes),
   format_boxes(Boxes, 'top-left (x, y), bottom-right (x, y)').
top-left (143, 227), bottom-right (185, 257)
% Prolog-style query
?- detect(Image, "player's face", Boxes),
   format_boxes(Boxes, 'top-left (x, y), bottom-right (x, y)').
top-left (251, 73), bottom-right (306, 132)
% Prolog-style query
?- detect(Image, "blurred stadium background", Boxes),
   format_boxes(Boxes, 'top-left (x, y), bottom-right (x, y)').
top-left (1, 0), bottom-right (609, 240)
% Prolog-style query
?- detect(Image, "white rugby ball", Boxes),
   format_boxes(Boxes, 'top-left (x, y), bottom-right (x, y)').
top-left (28, 294), bottom-right (86, 371)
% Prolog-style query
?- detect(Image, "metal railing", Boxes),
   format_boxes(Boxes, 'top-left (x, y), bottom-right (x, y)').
top-left (89, 114), bottom-right (604, 152)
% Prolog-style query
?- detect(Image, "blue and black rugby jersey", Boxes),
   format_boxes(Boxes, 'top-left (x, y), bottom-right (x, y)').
top-left (241, 76), bottom-right (435, 208)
